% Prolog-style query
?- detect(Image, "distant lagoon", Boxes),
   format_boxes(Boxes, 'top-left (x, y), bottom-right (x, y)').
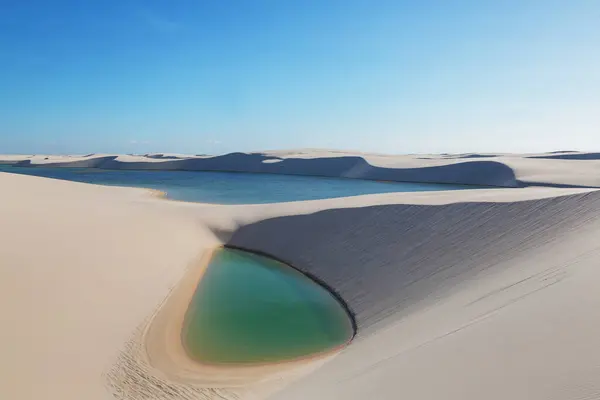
top-left (0, 165), bottom-right (475, 204)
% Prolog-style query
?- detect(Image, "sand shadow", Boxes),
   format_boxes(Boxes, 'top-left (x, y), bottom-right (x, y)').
top-left (527, 153), bottom-right (600, 160)
top-left (222, 191), bottom-right (600, 334)
top-left (107, 153), bottom-right (519, 187)
top-left (20, 152), bottom-right (520, 187)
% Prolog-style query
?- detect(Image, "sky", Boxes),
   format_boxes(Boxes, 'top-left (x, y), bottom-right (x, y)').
top-left (1, 0), bottom-right (599, 155)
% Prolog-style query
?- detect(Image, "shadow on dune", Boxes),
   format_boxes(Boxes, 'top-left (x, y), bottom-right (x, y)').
top-left (415, 153), bottom-right (498, 160)
top-left (31, 152), bottom-right (519, 187)
top-left (418, 154), bottom-right (497, 160)
top-left (144, 154), bottom-right (185, 160)
top-left (15, 155), bottom-right (118, 168)
top-left (454, 154), bottom-right (497, 159)
top-left (222, 191), bottom-right (600, 335)
top-left (527, 153), bottom-right (600, 160)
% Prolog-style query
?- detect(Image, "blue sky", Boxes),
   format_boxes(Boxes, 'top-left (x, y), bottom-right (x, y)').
top-left (1, 1), bottom-right (599, 154)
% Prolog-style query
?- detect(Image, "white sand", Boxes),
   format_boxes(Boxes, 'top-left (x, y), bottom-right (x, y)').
top-left (1, 152), bottom-right (600, 400)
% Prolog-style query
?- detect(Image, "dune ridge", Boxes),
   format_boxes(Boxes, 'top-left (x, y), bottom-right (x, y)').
top-left (224, 191), bottom-right (600, 333)
top-left (6, 152), bottom-right (518, 187)
top-left (0, 150), bottom-right (600, 187)
top-left (4, 150), bottom-right (600, 188)
top-left (202, 187), bottom-right (600, 399)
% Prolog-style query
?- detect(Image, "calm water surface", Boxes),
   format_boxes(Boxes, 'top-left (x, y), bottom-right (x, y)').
top-left (182, 248), bottom-right (354, 364)
top-left (0, 165), bottom-right (472, 204)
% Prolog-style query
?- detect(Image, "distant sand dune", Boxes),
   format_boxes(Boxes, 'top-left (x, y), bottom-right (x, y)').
top-left (527, 152), bottom-right (600, 160)
top-left (8, 152), bottom-right (519, 187)
top-left (4, 150), bottom-right (600, 187)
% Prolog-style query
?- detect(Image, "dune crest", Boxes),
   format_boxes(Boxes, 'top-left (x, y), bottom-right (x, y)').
top-left (4, 150), bottom-right (600, 188)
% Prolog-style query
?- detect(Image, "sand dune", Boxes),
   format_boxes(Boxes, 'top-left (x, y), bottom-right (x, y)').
top-left (4, 150), bottom-right (600, 187)
top-left (528, 152), bottom-right (600, 160)
top-left (2, 153), bottom-right (600, 400)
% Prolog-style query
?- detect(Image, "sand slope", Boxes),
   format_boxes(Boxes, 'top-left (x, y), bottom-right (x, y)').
top-left (218, 190), bottom-right (600, 399)
top-left (2, 155), bottom-right (600, 399)
top-left (0, 173), bottom-right (220, 400)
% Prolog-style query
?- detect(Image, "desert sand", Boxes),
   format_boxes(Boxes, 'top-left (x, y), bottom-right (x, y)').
top-left (2, 151), bottom-right (600, 400)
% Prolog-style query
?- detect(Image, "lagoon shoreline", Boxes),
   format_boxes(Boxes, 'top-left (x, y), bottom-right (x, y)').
top-left (140, 244), bottom-right (353, 390)
top-left (4, 149), bottom-right (600, 188)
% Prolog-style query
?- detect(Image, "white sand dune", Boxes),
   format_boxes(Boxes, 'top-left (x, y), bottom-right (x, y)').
top-left (4, 150), bottom-right (600, 187)
top-left (2, 152), bottom-right (600, 400)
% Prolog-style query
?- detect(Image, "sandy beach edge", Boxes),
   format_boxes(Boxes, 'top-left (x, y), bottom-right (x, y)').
top-left (139, 244), bottom-right (355, 389)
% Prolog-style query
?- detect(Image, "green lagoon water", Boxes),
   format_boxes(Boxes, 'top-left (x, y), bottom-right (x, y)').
top-left (182, 248), bottom-right (354, 364)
